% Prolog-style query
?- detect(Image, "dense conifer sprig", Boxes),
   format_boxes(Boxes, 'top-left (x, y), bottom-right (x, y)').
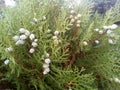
top-left (0, 0), bottom-right (120, 90)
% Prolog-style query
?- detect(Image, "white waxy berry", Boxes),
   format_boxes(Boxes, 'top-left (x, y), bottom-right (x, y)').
top-left (34, 39), bottom-right (38, 42)
top-left (43, 63), bottom-right (49, 68)
top-left (52, 36), bottom-right (58, 40)
top-left (45, 58), bottom-right (51, 64)
top-left (103, 26), bottom-right (109, 30)
top-left (13, 35), bottom-right (19, 41)
top-left (43, 16), bottom-right (46, 20)
top-left (110, 24), bottom-right (118, 30)
top-left (15, 40), bottom-right (25, 45)
top-left (43, 70), bottom-right (48, 75)
top-left (114, 78), bottom-right (120, 83)
top-left (33, 17), bottom-right (38, 22)
top-left (108, 39), bottom-right (114, 44)
top-left (71, 18), bottom-right (75, 23)
top-left (6, 47), bottom-right (13, 52)
top-left (99, 30), bottom-right (103, 34)
top-left (70, 15), bottom-right (74, 19)
top-left (70, 10), bottom-right (75, 14)
top-left (29, 34), bottom-right (35, 40)
top-left (83, 41), bottom-right (88, 46)
top-left (76, 24), bottom-right (80, 27)
top-left (25, 30), bottom-right (30, 36)
top-left (95, 28), bottom-right (99, 32)
top-left (95, 40), bottom-right (99, 44)
top-left (20, 35), bottom-right (27, 40)
top-left (54, 30), bottom-right (59, 36)
top-left (45, 52), bottom-right (50, 57)
top-left (74, 16), bottom-right (78, 20)
top-left (107, 30), bottom-right (112, 34)
top-left (77, 14), bottom-right (82, 18)
top-left (44, 68), bottom-right (50, 73)
top-left (32, 42), bottom-right (38, 47)
top-left (76, 20), bottom-right (81, 24)
top-left (4, 59), bottom-right (9, 65)
top-left (19, 28), bottom-right (26, 33)
top-left (29, 48), bottom-right (35, 53)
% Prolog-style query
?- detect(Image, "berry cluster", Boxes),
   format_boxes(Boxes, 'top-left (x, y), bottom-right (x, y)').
top-left (95, 24), bottom-right (118, 45)
top-left (13, 28), bottom-right (38, 53)
top-left (69, 10), bottom-right (82, 27)
top-left (52, 30), bottom-right (61, 46)
top-left (43, 53), bottom-right (51, 75)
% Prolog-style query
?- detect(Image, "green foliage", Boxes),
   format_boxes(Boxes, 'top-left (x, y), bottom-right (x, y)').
top-left (0, 0), bottom-right (120, 90)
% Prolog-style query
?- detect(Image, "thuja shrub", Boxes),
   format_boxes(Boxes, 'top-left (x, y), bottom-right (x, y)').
top-left (0, 0), bottom-right (120, 90)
